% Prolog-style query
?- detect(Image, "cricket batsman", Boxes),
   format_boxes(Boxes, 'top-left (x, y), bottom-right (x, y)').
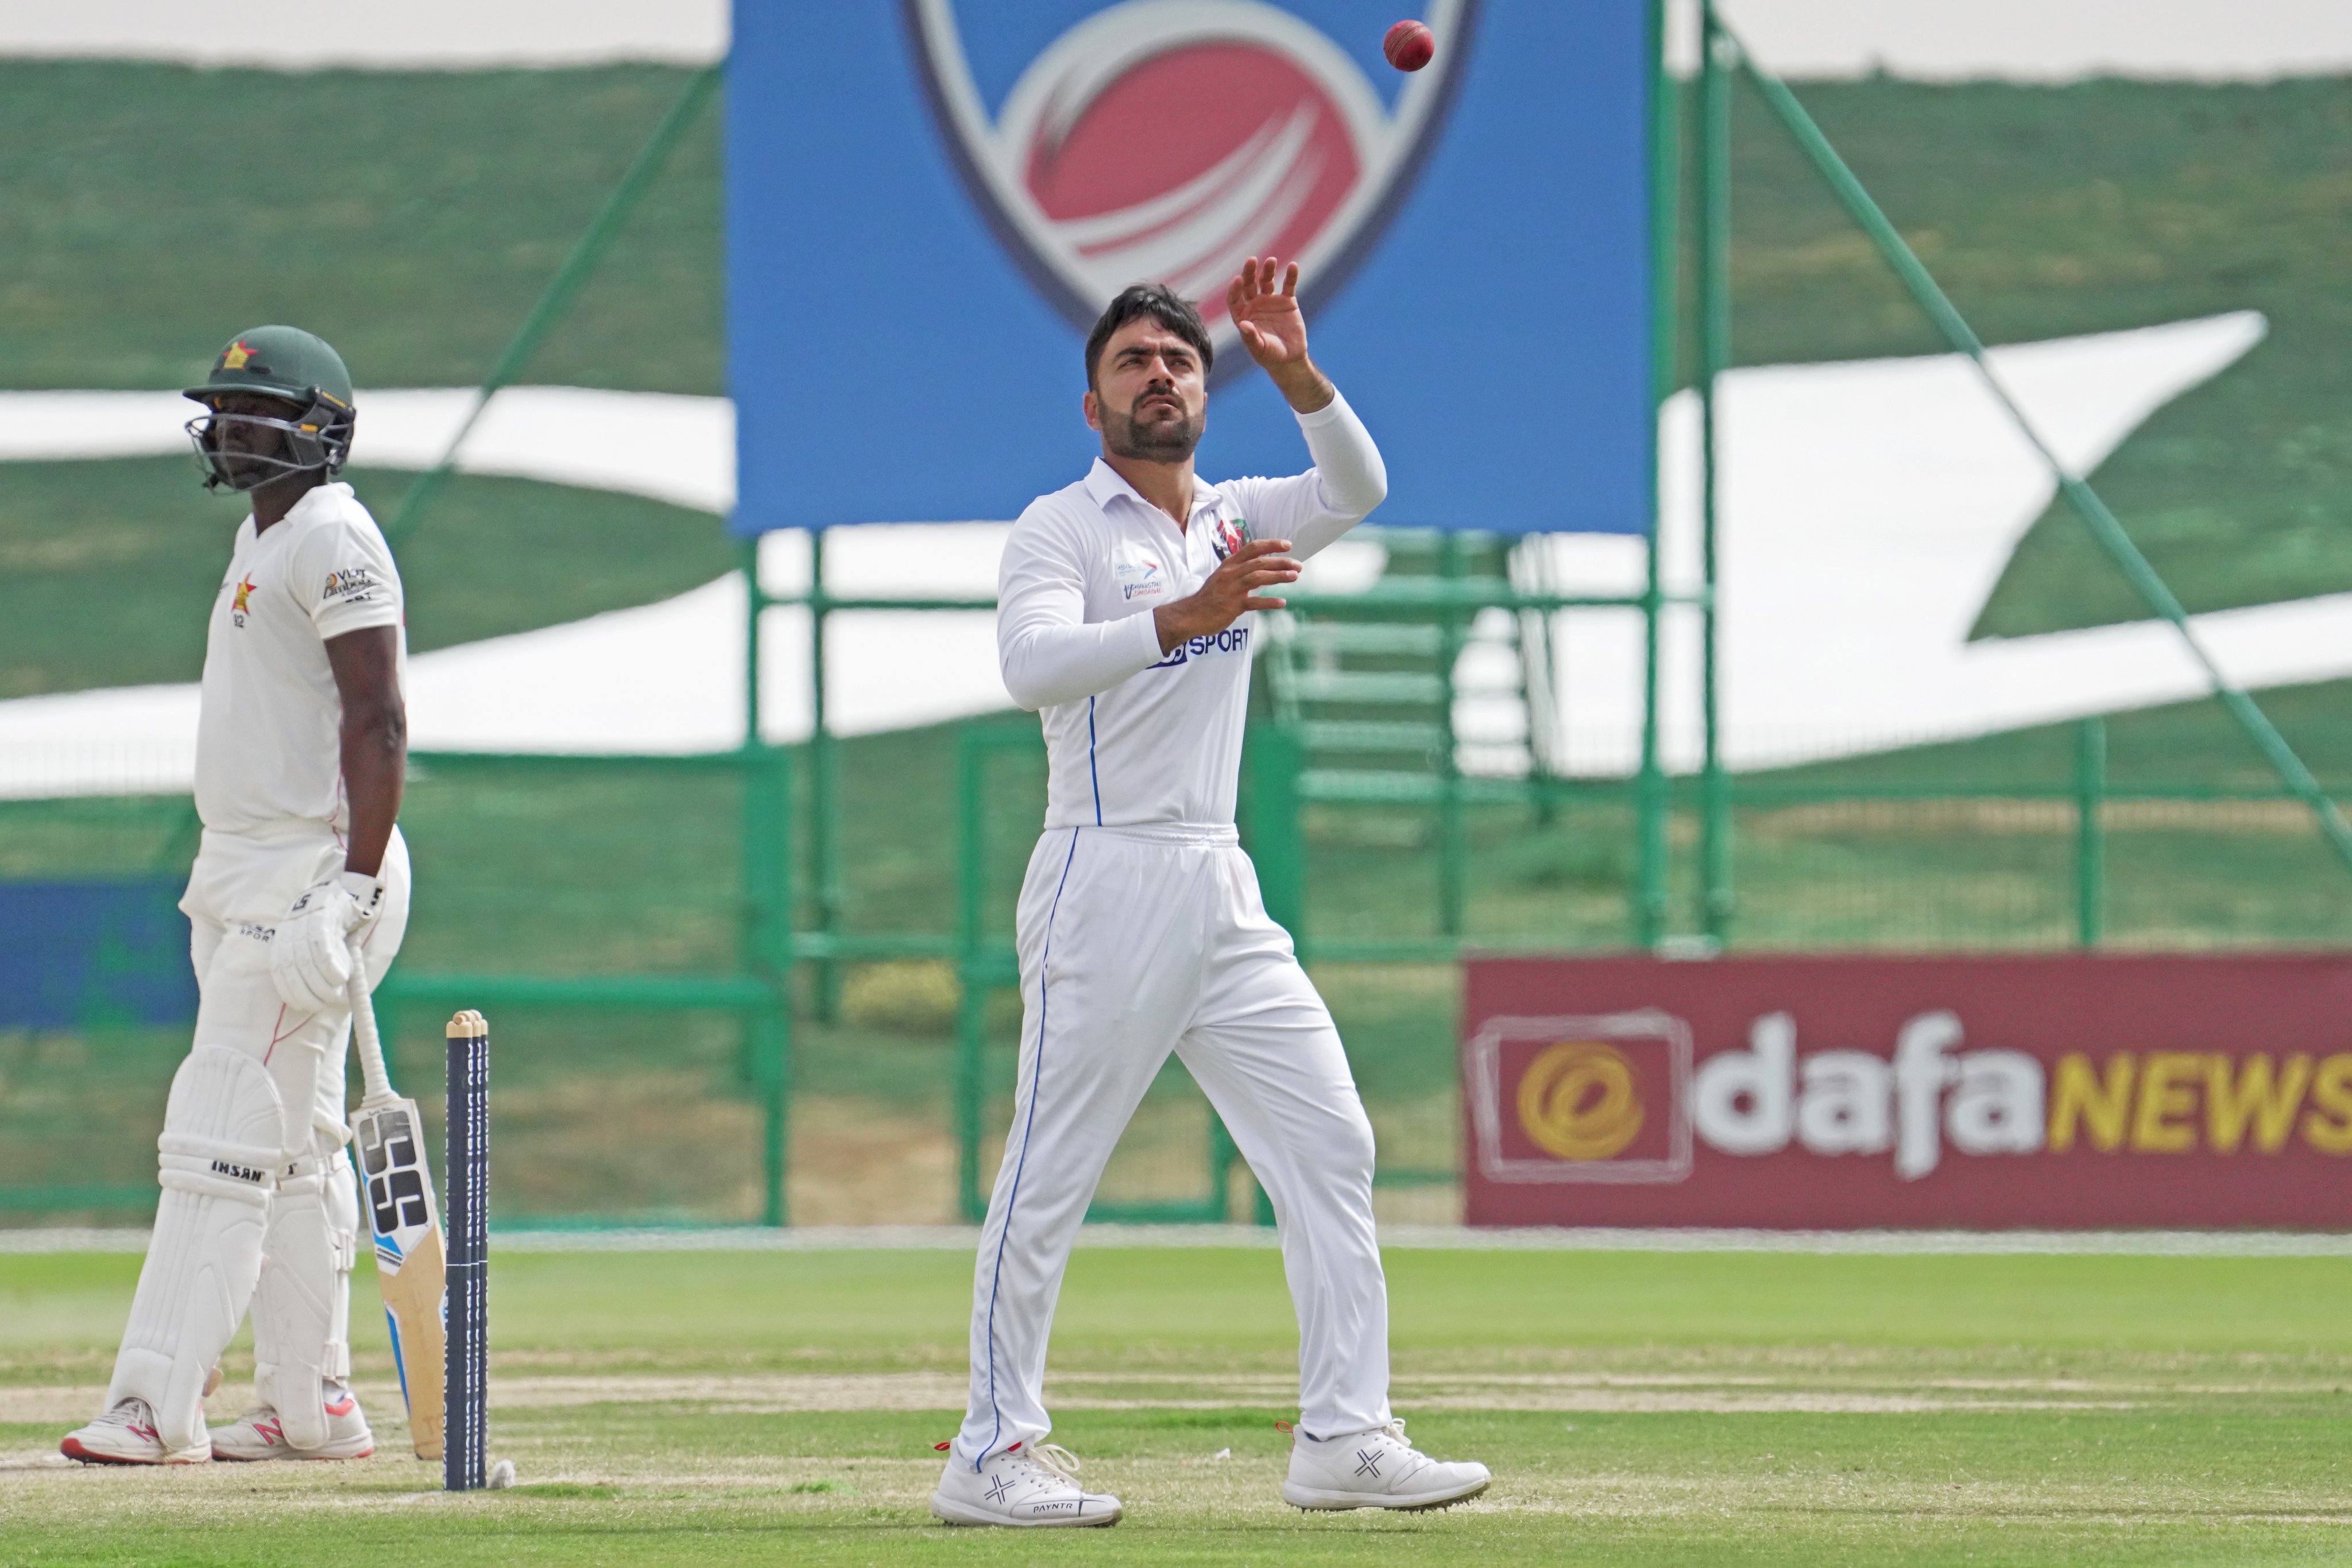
top-left (930, 262), bottom-right (1491, 1526)
top-left (61, 327), bottom-right (409, 1464)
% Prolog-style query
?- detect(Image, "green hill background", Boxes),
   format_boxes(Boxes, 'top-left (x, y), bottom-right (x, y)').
top-left (0, 63), bottom-right (2346, 695)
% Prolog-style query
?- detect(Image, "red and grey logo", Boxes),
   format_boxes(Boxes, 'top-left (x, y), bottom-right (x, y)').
top-left (904, 0), bottom-right (1476, 382)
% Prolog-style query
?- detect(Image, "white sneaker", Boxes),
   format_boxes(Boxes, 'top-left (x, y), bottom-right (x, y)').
top-left (208, 1385), bottom-right (374, 1461)
top-left (61, 1398), bottom-right (210, 1466)
top-left (930, 1442), bottom-right (1123, 1527)
top-left (1282, 1419), bottom-right (1491, 1511)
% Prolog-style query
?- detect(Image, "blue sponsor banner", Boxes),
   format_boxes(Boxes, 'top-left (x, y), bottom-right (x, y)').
top-left (0, 879), bottom-right (196, 1029)
top-left (729, 1), bottom-right (1654, 537)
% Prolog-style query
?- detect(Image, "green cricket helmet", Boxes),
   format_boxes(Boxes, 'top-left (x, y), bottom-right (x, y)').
top-left (183, 325), bottom-right (358, 492)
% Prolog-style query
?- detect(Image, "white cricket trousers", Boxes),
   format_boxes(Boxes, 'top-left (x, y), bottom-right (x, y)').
top-left (103, 822), bottom-right (409, 1448)
top-left (176, 823), bottom-right (412, 1175)
top-left (953, 823), bottom-right (1391, 1466)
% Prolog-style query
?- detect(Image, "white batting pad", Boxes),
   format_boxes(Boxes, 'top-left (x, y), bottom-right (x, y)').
top-left (106, 1046), bottom-right (282, 1451)
top-left (252, 1137), bottom-right (358, 1450)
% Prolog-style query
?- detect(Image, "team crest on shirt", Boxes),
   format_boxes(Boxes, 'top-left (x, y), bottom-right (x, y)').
top-left (1209, 514), bottom-right (1251, 563)
top-left (229, 574), bottom-right (257, 628)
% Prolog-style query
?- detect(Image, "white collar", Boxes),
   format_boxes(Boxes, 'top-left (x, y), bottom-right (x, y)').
top-left (1082, 457), bottom-right (1221, 523)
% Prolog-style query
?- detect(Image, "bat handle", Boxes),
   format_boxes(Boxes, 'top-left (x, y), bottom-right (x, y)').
top-left (349, 938), bottom-right (394, 1107)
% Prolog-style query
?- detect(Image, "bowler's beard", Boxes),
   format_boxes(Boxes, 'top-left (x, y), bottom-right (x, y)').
top-left (1102, 391), bottom-right (1201, 462)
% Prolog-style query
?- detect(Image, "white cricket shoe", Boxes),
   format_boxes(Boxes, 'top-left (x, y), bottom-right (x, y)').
top-left (1282, 1419), bottom-right (1491, 1511)
top-left (208, 1385), bottom-right (374, 1461)
top-left (930, 1442), bottom-right (1123, 1527)
top-left (60, 1398), bottom-right (210, 1466)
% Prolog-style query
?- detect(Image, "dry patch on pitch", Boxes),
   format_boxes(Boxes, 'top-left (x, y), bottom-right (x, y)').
top-left (449, 1369), bottom-right (2142, 1416)
top-left (1390, 1342), bottom-right (2352, 1395)
top-left (8, 1448), bottom-right (2351, 1540)
top-left (16, 1340), bottom-right (2347, 1430)
top-left (0, 1374), bottom-right (2146, 1431)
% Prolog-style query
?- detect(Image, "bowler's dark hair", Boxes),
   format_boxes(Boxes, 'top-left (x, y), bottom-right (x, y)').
top-left (1084, 283), bottom-right (1214, 391)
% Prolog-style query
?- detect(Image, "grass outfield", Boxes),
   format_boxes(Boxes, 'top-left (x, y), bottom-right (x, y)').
top-left (4, 1246), bottom-right (2350, 1565)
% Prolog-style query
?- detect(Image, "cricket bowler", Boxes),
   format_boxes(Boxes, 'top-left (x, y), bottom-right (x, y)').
top-left (61, 326), bottom-right (411, 1464)
top-left (930, 262), bottom-right (1491, 1526)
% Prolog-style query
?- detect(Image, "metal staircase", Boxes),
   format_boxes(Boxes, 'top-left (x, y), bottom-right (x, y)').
top-left (1254, 529), bottom-right (1561, 946)
top-left (1262, 531), bottom-right (1556, 809)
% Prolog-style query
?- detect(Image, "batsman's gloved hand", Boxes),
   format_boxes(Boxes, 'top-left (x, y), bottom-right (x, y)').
top-left (269, 870), bottom-right (384, 1015)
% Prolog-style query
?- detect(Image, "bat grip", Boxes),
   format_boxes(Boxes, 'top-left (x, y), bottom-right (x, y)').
top-left (350, 937), bottom-right (394, 1107)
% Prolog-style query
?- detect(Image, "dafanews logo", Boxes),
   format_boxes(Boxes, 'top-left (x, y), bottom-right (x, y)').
top-left (1472, 1005), bottom-right (2352, 1189)
top-left (1467, 1012), bottom-right (1694, 1184)
top-left (1146, 624), bottom-right (1251, 669)
top-left (1689, 1013), bottom-right (2352, 1176)
top-left (2051, 1050), bottom-right (2352, 1156)
top-left (1461, 957), bottom-right (2352, 1228)
top-left (1517, 1042), bottom-right (1645, 1162)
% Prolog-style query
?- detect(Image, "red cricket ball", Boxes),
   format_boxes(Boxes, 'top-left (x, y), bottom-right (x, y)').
top-left (1383, 18), bottom-right (1436, 72)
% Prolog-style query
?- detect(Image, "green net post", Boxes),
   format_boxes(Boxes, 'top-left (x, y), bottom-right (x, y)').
top-left (1697, 2), bottom-right (1736, 943)
top-left (1437, 532), bottom-right (1468, 939)
top-left (1634, 532), bottom-right (1670, 948)
top-left (742, 538), bottom-right (795, 1226)
top-left (744, 742), bottom-right (795, 1228)
top-left (1207, 1112), bottom-right (1239, 1222)
top-left (954, 727), bottom-right (990, 1224)
top-left (808, 528), bottom-right (843, 1024)
top-left (1243, 721), bottom-right (1308, 955)
top-left (1624, 0), bottom-right (1674, 952)
top-left (2075, 717), bottom-right (2107, 948)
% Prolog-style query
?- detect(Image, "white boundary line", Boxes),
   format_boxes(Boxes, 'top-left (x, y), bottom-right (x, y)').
top-left (11, 1225), bottom-right (2352, 1256)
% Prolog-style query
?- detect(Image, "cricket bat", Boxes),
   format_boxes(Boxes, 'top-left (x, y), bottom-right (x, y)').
top-left (349, 950), bottom-right (447, 1461)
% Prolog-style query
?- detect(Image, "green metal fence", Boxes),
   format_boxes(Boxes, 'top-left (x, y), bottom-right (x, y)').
top-left (10, 22), bottom-right (2352, 1232)
top-left (6, 688), bottom-right (2348, 1226)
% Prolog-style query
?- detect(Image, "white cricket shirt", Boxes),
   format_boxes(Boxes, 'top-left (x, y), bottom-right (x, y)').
top-left (193, 482), bottom-right (406, 835)
top-left (997, 390), bottom-right (1386, 830)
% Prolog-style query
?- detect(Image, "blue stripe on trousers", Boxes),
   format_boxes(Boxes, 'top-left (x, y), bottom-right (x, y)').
top-left (977, 826), bottom-right (1083, 1466)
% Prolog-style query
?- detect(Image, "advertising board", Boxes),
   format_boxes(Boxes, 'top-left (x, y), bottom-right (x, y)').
top-left (728, 2), bottom-right (1655, 536)
top-left (0, 880), bottom-right (197, 1029)
top-left (1464, 955), bottom-right (2352, 1228)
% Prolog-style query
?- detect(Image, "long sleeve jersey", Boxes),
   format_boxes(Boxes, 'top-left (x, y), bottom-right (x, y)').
top-left (996, 390), bottom-right (1387, 830)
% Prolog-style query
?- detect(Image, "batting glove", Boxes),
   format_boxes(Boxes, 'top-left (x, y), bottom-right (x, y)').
top-left (269, 871), bottom-right (384, 1015)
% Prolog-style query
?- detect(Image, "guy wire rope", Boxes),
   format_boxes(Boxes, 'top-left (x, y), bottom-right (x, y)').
top-left (118, 66), bottom-right (732, 1141)
top-left (382, 61), bottom-right (723, 546)
top-left (371, 60), bottom-right (792, 1222)
top-left (1719, 26), bottom-right (2352, 875)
